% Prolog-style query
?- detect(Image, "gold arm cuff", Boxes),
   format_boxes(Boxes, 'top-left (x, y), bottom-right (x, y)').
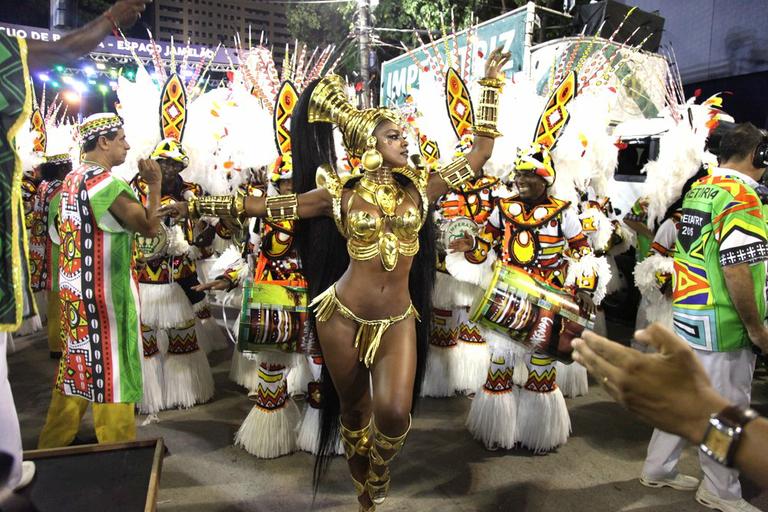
top-left (194, 195), bottom-right (238, 219)
top-left (474, 85), bottom-right (501, 138)
top-left (266, 193), bottom-right (299, 222)
top-left (477, 76), bottom-right (505, 89)
top-left (438, 156), bottom-right (474, 189)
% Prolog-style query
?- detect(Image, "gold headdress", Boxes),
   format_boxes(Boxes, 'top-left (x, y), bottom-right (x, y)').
top-left (308, 74), bottom-right (401, 158)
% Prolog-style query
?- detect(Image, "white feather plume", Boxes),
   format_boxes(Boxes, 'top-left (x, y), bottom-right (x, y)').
top-left (409, 69), bottom-right (455, 164)
top-left (484, 77), bottom-right (546, 179)
top-left (564, 253), bottom-right (611, 305)
top-left (642, 120), bottom-right (704, 229)
top-left (552, 90), bottom-right (618, 200)
top-left (113, 67), bottom-right (161, 182)
top-left (15, 119), bottom-right (43, 174)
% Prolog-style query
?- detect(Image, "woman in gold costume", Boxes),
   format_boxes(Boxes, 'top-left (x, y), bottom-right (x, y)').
top-left (161, 48), bottom-right (509, 511)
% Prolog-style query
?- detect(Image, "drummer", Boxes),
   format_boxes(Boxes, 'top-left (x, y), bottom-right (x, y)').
top-left (451, 142), bottom-right (605, 453)
top-left (130, 138), bottom-right (216, 416)
top-left (197, 87), bottom-right (312, 458)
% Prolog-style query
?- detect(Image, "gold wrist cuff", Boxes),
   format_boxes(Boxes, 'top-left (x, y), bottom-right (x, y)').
top-left (439, 156), bottom-right (474, 189)
top-left (233, 189), bottom-right (246, 219)
top-left (474, 125), bottom-right (502, 139)
top-left (193, 195), bottom-right (240, 219)
top-left (474, 85), bottom-right (501, 138)
top-left (478, 77), bottom-right (505, 89)
top-left (266, 193), bottom-right (299, 222)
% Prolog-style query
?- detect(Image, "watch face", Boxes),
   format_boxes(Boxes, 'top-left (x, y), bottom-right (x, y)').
top-left (703, 426), bottom-right (732, 462)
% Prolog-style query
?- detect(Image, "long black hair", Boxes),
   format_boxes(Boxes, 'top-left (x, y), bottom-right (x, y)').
top-left (291, 79), bottom-right (435, 495)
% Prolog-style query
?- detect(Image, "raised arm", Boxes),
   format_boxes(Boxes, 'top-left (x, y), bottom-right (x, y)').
top-left (426, 47), bottom-right (511, 203)
top-left (26, 0), bottom-right (151, 71)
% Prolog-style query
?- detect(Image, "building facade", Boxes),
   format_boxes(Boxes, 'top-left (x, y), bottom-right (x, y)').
top-left (153, 0), bottom-right (290, 59)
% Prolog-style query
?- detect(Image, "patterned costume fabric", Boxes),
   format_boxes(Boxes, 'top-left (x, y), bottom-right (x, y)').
top-left (426, 176), bottom-right (501, 396)
top-left (252, 362), bottom-right (290, 411)
top-left (56, 162), bottom-right (142, 403)
top-left (130, 174), bottom-right (214, 413)
top-left (0, 33), bottom-right (34, 330)
top-left (222, 184), bottom-right (307, 458)
top-left (29, 179), bottom-right (63, 292)
top-left (21, 176), bottom-right (38, 226)
top-left (468, 194), bottom-right (595, 291)
top-left (464, 192), bottom-right (590, 452)
top-left (232, 207), bottom-right (308, 357)
top-left (673, 168), bottom-right (768, 352)
top-left (131, 175), bottom-right (209, 284)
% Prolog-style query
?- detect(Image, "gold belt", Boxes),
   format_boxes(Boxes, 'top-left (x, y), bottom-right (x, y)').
top-left (310, 284), bottom-right (420, 367)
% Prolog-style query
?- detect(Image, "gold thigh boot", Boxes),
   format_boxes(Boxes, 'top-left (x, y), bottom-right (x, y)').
top-left (368, 415), bottom-right (411, 505)
top-left (340, 419), bottom-right (375, 512)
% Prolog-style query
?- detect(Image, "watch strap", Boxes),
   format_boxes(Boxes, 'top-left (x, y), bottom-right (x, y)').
top-left (716, 405), bottom-right (759, 429)
top-left (700, 405), bottom-right (759, 467)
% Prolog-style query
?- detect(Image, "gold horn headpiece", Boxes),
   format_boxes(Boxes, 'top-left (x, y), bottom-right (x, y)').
top-left (308, 74), bottom-right (401, 158)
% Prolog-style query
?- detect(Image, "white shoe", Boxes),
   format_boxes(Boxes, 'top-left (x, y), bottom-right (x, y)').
top-left (695, 486), bottom-right (762, 512)
top-left (13, 461), bottom-right (35, 490)
top-left (640, 472), bottom-right (699, 491)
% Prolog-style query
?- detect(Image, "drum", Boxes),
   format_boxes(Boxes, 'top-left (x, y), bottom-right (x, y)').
top-left (437, 217), bottom-right (479, 252)
top-left (238, 278), bottom-right (308, 355)
top-left (469, 262), bottom-right (594, 363)
top-left (134, 224), bottom-right (170, 261)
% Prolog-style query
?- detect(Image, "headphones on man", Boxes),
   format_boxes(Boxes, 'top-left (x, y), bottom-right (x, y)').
top-left (754, 132), bottom-right (768, 169)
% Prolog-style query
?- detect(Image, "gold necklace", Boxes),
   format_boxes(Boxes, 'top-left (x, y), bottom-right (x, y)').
top-left (357, 169), bottom-right (402, 216)
top-left (364, 168), bottom-right (395, 185)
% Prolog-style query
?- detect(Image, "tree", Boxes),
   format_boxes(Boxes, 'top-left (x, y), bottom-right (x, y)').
top-left (285, 2), bottom-right (357, 75)
top-left (284, 0), bottom-right (568, 95)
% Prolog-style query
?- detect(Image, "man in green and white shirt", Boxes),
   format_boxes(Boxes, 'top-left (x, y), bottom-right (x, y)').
top-left (641, 123), bottom-right (768, 512)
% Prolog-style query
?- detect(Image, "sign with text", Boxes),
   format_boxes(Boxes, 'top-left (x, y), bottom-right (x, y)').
top-left (0, 22), bottom-right (228, 65)
top-left (379, 7), bottom-right (528, 107)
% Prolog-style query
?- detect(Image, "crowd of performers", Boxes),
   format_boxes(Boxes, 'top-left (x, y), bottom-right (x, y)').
top-left (14, 26), bottom-right (742, 511)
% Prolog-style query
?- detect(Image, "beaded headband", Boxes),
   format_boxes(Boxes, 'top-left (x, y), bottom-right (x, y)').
top-left (79, 113), bottom-right (123, 147)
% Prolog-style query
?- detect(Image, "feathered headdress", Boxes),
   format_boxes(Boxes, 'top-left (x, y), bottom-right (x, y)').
top-left (271, 80), bottom-right (299, 183)
top-left (642, 55), bottom-right (734, 229)
top-left (113, 31), bottom-right (219, 183)
top-left (505, 71), bottom-right (577, 188)
top-left (18, 88), bottom-right (78, 174)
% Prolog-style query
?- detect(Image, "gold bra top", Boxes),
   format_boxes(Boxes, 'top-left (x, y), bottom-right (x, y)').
top-left (316, 165), bottom-right (429, 271)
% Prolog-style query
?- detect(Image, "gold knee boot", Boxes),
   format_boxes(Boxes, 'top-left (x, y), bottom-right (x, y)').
top-left (368, 415), bottom-right (411, 505)
top-left (340, 419), bottom-right (375, 511)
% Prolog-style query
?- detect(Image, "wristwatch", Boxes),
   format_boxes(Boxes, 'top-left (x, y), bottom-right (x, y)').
top-left (699, 405), bottom-right (759, 467)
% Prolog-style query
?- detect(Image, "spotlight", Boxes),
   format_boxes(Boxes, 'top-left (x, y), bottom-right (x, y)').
top-left (62, 90), bottom-right (80, 104)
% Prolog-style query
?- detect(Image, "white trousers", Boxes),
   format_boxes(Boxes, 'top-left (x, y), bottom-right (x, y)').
top-left (0, 332), bottom-right (22, 489)
top-left (642, 348), bottom-right (756, 500)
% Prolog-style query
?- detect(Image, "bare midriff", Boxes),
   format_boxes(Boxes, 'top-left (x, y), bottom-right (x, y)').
top-left (334, 253), bottom-right (415, 320)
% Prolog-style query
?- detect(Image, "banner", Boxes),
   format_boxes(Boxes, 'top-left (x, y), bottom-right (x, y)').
top-left (0, 22), bottom-right (228, 65)
top-left (379, 7), bottom-right (528, 107)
